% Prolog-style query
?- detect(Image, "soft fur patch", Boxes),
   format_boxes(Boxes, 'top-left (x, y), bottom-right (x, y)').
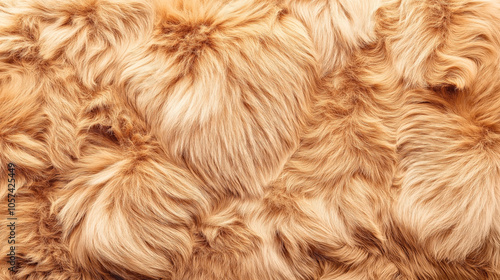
top-left (1, 0), bottom-right (500, 279)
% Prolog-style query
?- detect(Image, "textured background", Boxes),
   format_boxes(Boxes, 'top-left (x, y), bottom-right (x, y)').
top-left (1, 0), bottom-right (500, 279)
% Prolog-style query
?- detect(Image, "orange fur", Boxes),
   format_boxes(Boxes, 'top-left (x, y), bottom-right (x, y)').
top-left (1, 0), bottom-right (500, 279)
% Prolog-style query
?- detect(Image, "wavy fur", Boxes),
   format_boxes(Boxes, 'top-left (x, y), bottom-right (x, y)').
top-left (1, 0), bottom-right (500, 279)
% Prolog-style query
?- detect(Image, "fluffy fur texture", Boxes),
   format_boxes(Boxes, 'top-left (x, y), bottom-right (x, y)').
top-left (1, 0), bottom-right (500, 279)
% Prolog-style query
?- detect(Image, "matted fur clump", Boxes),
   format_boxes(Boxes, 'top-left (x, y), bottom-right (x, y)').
top-left (1, 0), bottom-right (500, 279)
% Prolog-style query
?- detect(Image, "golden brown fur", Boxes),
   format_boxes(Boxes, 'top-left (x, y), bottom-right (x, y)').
top-left (1, 0), bottom-right (500, 279)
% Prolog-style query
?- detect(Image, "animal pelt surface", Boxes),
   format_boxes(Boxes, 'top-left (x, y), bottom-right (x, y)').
top-left (1, 0), bottom-right (500, 279)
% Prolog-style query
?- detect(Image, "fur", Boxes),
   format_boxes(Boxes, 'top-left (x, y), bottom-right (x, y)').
top-left (1, 0), bottom-right (500, 279)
